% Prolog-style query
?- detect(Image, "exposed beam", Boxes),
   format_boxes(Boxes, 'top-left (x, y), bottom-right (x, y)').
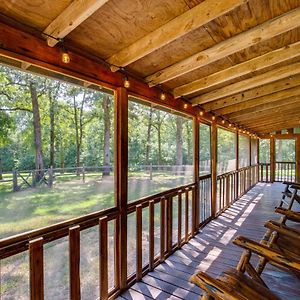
top-left (44, 0), bottom-right (109, 47)
top-left (256, 121), bottom-right (300, 134)
top-left (107, 0), bottom-right (247, 69)
top-left (227, 96), bottom-right (300, 119)
top-left (203, 75), bottom-right (300, 112)
top-left (174, 41), bottom-right (300, 98)
top-left (145, 7), bottom-right (300, 86)
top-left (235, 106), bottom-right (300, 124)
top-left (217, 86), bottom-right (300, 116)
top-left (191, 61), bottom-right (300, 105)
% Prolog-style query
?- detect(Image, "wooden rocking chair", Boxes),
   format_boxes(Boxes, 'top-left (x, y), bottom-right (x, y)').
top-left (278, 181), bottom-right (300, 210)
top-left (191, 236), bottom-right (300, 300)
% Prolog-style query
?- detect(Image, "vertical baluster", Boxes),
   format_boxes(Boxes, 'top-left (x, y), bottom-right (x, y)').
top-left (178, 192), bottom-right (182, 248)
top-left (149, 200), bottom-right (155, 271)
top-left (160, 197), bottom-right (166, 262)
top-left (136, 205), bottom-right (143, 281)
top-left (29, 238), bottom-right (44, 300)
top-left (69, 226), bottom-right (80, 300)
top-left (166, 196), bottom-right (173, 253)
top-left (99, 217), bottom-right (108, 300)
top-left (185, 189), bottom-right (189, 242)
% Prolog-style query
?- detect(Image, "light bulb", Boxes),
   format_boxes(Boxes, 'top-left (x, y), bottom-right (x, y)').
top-left (199, 111), bottom-right (204, 116)
top-left (124, 77), bottom-right (130, 88)
top-left (160, 93), bottom-right (166, 101)
top-left (62, 51), bottom-right (70, 64)
top-left (212, 115), bottom-right (216, 121)
top-left (221, 119), bottom-right (225, 124)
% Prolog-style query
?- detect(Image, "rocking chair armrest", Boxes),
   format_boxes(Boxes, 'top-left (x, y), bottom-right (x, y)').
top-left (264, 220), bottom-right (300, 240)
top-left (233, 236), bottom-right (300, 272)
top-left (190, 271), bottom-right (248, 300)
top-left (275, 207), bottom-right (300, 223)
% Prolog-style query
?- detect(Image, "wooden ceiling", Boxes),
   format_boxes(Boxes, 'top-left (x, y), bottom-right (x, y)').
top-left (0, 0), bottom-right (300, 134)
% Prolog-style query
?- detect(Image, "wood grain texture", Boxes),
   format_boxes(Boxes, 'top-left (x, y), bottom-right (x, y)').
top-left (174, 41), bottom-right (300, 98)
top-left (145, 7), bottom-right (300, 86)
top-left (44, 0), bottom-right (109, 46)
top-left (191, 61), bottom-right (300, 105)
top-left (107, 0), bottom-right (247, 68)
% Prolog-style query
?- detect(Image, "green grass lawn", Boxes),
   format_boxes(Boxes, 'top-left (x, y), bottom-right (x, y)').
top-left (0, 171), bottom-right (193, 300)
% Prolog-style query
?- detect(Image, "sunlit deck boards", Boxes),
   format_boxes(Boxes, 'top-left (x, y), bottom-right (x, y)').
top-left (118, 183), bottom-right (300, 300)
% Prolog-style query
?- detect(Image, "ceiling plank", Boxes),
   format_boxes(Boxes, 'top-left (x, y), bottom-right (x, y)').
top-left (191, 61), bottom-right (300, 105)
top-left (216, 85), bottom-right (300, 115)
top-left (226, 96), bottom-right (300, 119)
top-left (44, 0), bottom-right (109, 47)
top-left (107, 0), bottom-right (247, 69)
top-left (258, 122), bottom-right (300, 134)
top-left (173, 41), bottom-right (300, 98)
top-left (145, 7), bottom-right (300, 86)
top-left (202, 75), bottom-right (300, 112)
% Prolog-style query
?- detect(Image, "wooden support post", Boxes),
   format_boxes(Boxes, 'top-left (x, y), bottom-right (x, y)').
top-left (257, 139), bottom-right (260, 182)
top-left (236, 132), bottom-right (239, 199)
top-left (99, 217), bottom-right (108, 300)
top-left (69, 226), bottom-right (81, 300)
top-left (136, 204), bottom-right (143, 281)
top-left (211, 123), bottom-right (217, 217)
top-left (296, 136), bottom-right (300, 182)
top-left (149, 200), bottom-right (155, 271)
top-left (115, 87), bottom-right (128, 290)
top-left (193, 119), bottom-right (199, 233)
top-left (270, 137), bottom-right (275, 183)
top-left (29, 238), bottom-right (44, 300)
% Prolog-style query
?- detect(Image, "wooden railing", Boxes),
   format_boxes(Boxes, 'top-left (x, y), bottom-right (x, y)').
top-left (275, 161), bottom-right (296, 182)
top-left (0, 166), bottom-right (261, 299)
top-left (217, 165), bottom-right (259, 214)
top-left (0, 182), bottom-right (197, 300)
top-left (259, 163), bottom-right (271, 182)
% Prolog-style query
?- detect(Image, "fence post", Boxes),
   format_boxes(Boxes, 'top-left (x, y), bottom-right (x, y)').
top-left (82, 164), bottom-right (85, 183)
top-left (13, 170), bottom-right (18, 192)
top-left (48, 166), bottom-right (53, 188)
top-left (149, 163), bottom-right (153, 180)
top-left (32, 170), bottom-right (36, 188)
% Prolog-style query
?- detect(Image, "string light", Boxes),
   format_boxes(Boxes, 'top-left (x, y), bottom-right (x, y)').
top-left (212, 115), bottom-right (216, 121)
top-left (199, 110), bottom-right (204, 116)
top-left (228, 123), bottom-right (232, 127)
top-left (221, 119), bottom-right (225, 125)
top-left (184, 103), bottom-right (188, 109)
top-left (124, 77), bottom-right (130, 88)
top-left (60, 40), bottom-right (70, 64)
top-left (160, 93), bottom-right (166, 101)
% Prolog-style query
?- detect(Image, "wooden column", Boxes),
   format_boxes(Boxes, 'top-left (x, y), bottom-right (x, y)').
top-left (257, 138), bottom-right (260, 182)
top-left (270, 137), bottom-right (275, 183)
top-left (236, 132), bottom-right (239, 198)
top-left (115, 87), bottom-right (128, 290)
top-left (296, 136), bottom-right (300, 182)
top-left (193, 119), bottom-right (199, 233)
top-left (211, 123), bottom-right (217, 217)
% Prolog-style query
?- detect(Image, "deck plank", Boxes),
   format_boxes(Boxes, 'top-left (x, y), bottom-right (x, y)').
top-left (118, 183), bottom-right (300, 299)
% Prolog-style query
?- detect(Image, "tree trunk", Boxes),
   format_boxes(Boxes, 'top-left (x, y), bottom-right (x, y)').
top-left (59, 137), bottom-right (65, 173)
top-left (0, 153), bottom-right (3, 180)
top-left (157, 123), bottom-right (162, 167)
top-left (30, 82), bottom-right (44, 181)
top-left (186, 121), bottom-right (191, 164)
top-left (145, 107), bottom-right (153, 166)
top-left (102, 95), bottom-right (111, 176)
top-left (277, 139), bottom-right (282, 161)
top-left (176, 116), bottom-right (183, 166)
top-left (49, 93), bottom-right (55, 168)
top-left (73, 96), bottom-right (81, 176)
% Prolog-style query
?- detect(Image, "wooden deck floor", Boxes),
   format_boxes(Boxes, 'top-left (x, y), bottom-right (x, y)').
top-left (118, 183), bottom-right (300, 300)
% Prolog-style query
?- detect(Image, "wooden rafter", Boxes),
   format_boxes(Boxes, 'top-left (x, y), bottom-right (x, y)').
top-left (173, 41), bottom-right (300, 98)
top-left (145, 7), bottom-right (300, 86)
top-left (226, 96), bottom-right (300, 119)
top-left (203, 75), bottom-right (300, 112)
top-left (44, 0), bottom-right (109, 47)
top-left (216, 85), bottom-right (300, 116)
top-left (191, 62), bottom-right (300, 105)
top-left (259, 122), bottom-right (300, 134)
top-left (106, 0), bottom-right (247, 69)
top-left (235, 106), bottom-right (300, 124)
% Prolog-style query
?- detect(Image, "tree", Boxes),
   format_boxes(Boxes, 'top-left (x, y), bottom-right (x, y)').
top-left (102, 95), bottom-right (111, 176)
top-left (176, 116), bottom-right (183, 165)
